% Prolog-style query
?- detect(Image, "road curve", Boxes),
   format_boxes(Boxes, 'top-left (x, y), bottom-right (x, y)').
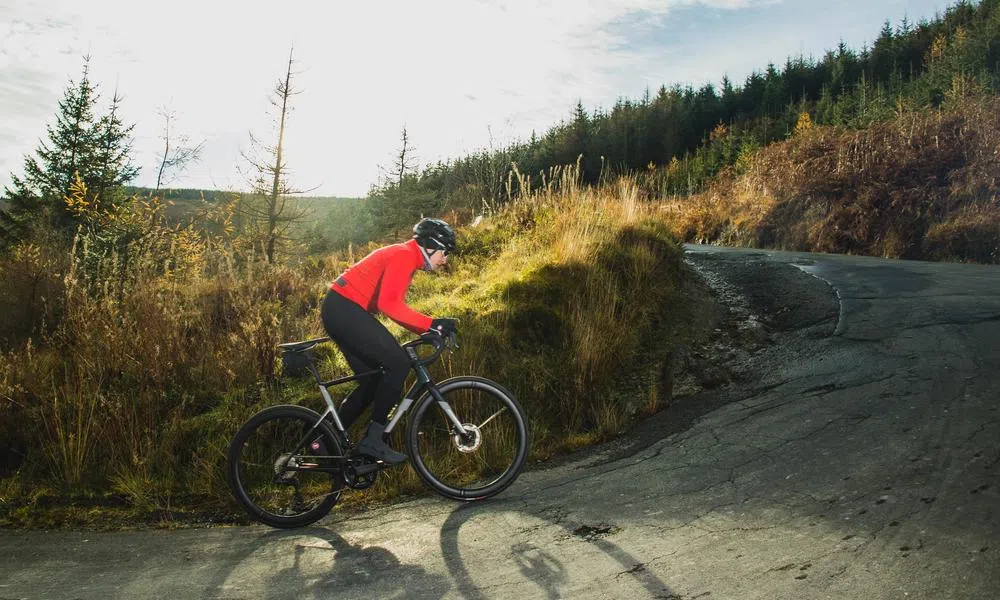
top-left (1, 245), bottom-right (998, 600)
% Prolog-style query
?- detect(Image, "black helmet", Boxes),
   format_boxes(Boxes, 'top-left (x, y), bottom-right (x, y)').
top-left (413, 218), bottom-right (456, 252)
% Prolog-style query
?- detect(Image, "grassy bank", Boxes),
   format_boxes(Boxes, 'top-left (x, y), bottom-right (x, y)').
top-left (0, 166), bottom-right (716, 528)
top-left (663, 97), bottom-right (1000, 263)
top-left (351, 168), bottom-right (715, 507)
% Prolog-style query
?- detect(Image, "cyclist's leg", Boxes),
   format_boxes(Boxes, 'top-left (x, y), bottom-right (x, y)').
top-left (321, 291), bottom-right (409, 463)
top-left (322, 291), bottom-right (379, 428)
top-left (336, 349), bottom-right (377, 430)
top-left (357, 337), bottom-right (410, 463)
top-left (322, 291), bottom-right (409, 417)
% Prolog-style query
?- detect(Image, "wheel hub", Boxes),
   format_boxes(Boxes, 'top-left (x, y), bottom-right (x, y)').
top-left (274, 453), bottom-right (300, 482)
top-left (453, 424), bottom-right (482, 453)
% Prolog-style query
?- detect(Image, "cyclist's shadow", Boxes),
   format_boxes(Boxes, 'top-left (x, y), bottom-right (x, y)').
top-left (440, 501), bottom-right (679, 600)
top-left (233, 525), bottom-right (450, 600)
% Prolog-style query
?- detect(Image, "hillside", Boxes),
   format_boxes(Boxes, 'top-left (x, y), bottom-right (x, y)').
top-left (125, 186), bottom-right (367, 251)
top-left (127, 186), bottom-right (360, 218)
top-left (348, 0), bottom-right (1000, 233)
top-left (664, 96), bottom-right (1000, 263)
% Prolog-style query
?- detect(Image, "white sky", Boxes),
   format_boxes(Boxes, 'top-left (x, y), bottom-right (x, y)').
top-left (1, 0), bottom-right (948, 197)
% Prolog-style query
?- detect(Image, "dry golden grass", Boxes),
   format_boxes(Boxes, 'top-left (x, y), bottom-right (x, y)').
top-left (664, 96), bottom-right (1000, 262)
top-left (406, 164), bottom-right (684, 440)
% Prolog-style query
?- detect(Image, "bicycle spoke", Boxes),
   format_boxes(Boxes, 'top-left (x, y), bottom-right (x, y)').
top-left (478, 407), bottom-right (507, 429)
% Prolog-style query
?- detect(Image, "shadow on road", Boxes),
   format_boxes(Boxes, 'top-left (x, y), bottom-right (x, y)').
top-left (204, 525), bottom-right (450, 599)
top-left (439, 502), bottom-right (680, 599)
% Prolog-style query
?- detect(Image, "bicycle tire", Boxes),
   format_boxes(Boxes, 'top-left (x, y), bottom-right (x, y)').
top-left (227, 404), bottom-right (344, 528)
top-left (407, 376), bottom-right (529, 501)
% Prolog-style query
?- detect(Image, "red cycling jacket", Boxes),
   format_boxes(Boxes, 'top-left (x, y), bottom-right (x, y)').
top-left (330, 239), bottom-right (433, 333)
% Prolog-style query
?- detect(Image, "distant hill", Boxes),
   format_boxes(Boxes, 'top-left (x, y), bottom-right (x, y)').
top-left (127, 186), bottom-right (360, 205)
top-left (126, 186), bottom-right (370, 251)
top-left (126, 186), bottom-right (229, 202)
top-left (127, 186), bottom-right (362, 219)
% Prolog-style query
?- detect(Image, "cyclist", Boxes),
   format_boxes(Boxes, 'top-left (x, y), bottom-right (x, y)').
top-left (320, 217), bottom-right (458, 465)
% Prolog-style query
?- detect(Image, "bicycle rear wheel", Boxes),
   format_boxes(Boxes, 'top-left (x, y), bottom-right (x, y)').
top-left (407, 376), bottom-right (529, 501)
top-left (227, 404), bottom-right (344, 528)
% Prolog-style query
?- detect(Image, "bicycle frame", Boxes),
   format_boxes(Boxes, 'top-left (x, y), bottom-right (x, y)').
top-left (302, 339), bottom-right (471, 446)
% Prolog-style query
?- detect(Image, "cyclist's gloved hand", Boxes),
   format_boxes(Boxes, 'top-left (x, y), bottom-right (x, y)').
top-left (429, 318), bottom-right (458, 336)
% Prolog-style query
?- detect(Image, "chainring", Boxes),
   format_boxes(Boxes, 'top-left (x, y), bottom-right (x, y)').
top-left (343, 459), bottom-right (380, 490)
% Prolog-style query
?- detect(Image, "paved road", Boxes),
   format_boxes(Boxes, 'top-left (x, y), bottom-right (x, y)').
top-left (2, 246), bottom-right (998, 599)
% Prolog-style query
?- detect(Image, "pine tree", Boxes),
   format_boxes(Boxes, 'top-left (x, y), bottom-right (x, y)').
top-left (871, 20), bottom-right (896, 81)
top-left (3, 59), bottom-right (100, 238)
top-left (383, 126), bottom-right (418, 187)
top-left (30, 59), bottom-right (99, 202)
top-left (0, 57), bottom-right (138, 247)
top-left (90, 89), bottom-right (139, 205)
top-left (368, 127), bottom-right (444, 237)
top-left (563, 101), bottom-right (592, 177)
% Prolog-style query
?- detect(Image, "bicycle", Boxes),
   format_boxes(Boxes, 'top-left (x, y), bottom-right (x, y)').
top-left (226, 332), bottom-right (530, 529)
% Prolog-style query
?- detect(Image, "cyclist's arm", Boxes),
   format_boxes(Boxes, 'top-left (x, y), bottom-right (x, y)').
top-left (376, 256), bottom-right (433, 334)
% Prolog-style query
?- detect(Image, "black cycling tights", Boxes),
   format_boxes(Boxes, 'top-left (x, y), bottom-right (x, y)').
top-left (320, 290), bottom-right (410, 428)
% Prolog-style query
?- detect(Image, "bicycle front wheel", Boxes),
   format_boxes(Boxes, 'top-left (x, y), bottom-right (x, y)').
top-left (227, 404), bottom-right (344, 529)
top-left (407, 376), bottom-right (529, 501)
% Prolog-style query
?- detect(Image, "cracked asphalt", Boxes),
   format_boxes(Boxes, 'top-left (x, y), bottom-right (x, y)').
top-left (2, 245), bottom-right (999, 599)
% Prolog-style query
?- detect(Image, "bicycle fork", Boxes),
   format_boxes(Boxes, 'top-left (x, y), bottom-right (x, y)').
top-left (385, 365), bottom-right (470, 437)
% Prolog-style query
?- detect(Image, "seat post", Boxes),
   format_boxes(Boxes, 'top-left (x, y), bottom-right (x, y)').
top-left (306, 357), bottom-right (323, 384)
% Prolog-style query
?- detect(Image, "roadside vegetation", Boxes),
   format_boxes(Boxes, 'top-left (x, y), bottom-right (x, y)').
top-left (1, 0), bottom-right (998, 527)
top-left (0, 166), bottom-right (712, 527)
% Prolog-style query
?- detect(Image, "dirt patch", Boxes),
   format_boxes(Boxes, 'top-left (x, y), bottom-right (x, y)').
top-left (665, 249), bottom-right (838, 400)
top-left (572, 247), bottom-right (840, 467)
